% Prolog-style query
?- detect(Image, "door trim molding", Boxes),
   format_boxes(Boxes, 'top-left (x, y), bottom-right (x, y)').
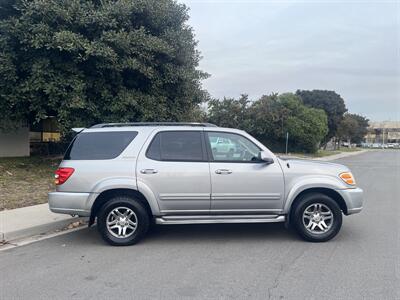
top-left (159, 194), bottom-right (210, 201)
top-left (212, 193), bottom-right (281, 201)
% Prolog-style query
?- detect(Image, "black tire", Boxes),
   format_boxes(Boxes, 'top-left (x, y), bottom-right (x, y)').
top-left (97, 196), bottom-right (150, 246)
top-left (291, 193), bottom-right (342, 242)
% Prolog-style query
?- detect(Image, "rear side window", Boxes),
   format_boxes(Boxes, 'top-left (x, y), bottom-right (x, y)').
top-left (64, 131), bottom-right (138, 160)
top-left (146, 131), bottom-right (205, 161)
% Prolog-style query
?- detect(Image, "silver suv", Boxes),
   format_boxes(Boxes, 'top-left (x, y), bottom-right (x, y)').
top-left (49, 122), bottom-right (363, 245)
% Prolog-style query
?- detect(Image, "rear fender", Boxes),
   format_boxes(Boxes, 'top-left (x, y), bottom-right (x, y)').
top-left (88, 177), bottom-right (160, 215)
top-left (136, 178), bottom-right (161, 215)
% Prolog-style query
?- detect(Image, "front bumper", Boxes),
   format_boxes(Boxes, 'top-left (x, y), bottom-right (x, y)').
top-left (48, 192), bottom-right (93, 216)
top-left (336, 187), bottom-right (364, 215)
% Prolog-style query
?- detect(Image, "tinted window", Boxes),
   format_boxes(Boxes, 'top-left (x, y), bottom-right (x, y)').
top-left (146, 131), bottom-right (204, 161)
top-left (64, 131), bottom-right (138, 160)
top-left (206, 132), bottom-right (261, 162)
top-left (146, 133), bottom-right (161, 160)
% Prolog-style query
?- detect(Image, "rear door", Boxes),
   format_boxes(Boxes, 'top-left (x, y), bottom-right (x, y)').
top-left (136, 129), bottom-right (211, 214)
top-left (205, 131), bottom-right (285, 213)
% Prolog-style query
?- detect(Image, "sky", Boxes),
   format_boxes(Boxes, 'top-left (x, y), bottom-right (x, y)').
top-left (180, 0), bottom-right (399, 121)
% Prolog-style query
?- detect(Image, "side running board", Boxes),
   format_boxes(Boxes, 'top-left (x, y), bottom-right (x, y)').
top-left (155, 214), bottom-right (285, 225)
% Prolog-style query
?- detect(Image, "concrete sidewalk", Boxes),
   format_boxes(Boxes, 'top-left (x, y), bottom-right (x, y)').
top-left (314, 149), bottom-right (369, 161)
top-left (0, 204), bottom-right (85, 242)
top-left (279, 149), bottom-right (369, 161)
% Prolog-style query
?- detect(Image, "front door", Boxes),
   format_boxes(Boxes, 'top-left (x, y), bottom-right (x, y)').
top-left (136, 130), bottom-right (211, 214)
top-left (205, 131), bottom-right (284, 213)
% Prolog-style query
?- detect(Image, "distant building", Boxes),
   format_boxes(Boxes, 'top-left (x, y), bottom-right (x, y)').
top-left (365, 121), bottom-right (400, 144)
top-left (0, 123), bottom-right (30, 157)
top-left (0, 117), bottom-right (60, 157)
top-left (30, 117), bottom-right (60, 143)
top-left (30, 117), bottom-right (61, 155)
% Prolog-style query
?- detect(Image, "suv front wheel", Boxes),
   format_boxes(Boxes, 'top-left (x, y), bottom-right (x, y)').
top-left (97, 196), bottom-right (150, 246)
top-left (292, 193), bottom-right (343, 242)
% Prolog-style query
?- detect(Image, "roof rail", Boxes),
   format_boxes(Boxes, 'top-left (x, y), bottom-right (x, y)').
top-left (90, 122), bottom-right (218, 128)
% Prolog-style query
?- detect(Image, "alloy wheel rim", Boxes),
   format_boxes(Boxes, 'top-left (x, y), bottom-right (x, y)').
top-left (302, 203), bottom-right (333, 234)
top-left (106, 207), bottom-right (138, 238)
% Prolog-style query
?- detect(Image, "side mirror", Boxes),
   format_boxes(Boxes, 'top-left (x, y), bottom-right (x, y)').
top-left (259, 151), bottom-right (274, 164)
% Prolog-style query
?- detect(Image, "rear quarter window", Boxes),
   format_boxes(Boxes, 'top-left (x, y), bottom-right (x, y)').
top-left (64, 131), bottom-right (138, 160)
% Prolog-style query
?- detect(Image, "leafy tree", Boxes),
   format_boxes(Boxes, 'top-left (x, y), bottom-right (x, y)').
top-left (0, 0), bottom-right (208, 134)
top-left (207, 94), bottom-right (251, 129)
top-left (337, 113), bottom-right (369, 147)
top-left (249, 93), bottom-right (328, 153)
top-left (208, 93), bottom-right (328, 153)
top-left (296, 90), bottom-right (347, 147)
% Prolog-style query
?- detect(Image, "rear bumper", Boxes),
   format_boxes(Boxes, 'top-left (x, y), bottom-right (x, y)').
top-left (48, 192), bottom-right (93, 216)
top-left (336, 187), bottom-right (364, 215)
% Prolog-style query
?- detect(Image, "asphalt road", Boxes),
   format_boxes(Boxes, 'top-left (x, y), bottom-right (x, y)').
top-left (1, 150), bottom-right (399, 299)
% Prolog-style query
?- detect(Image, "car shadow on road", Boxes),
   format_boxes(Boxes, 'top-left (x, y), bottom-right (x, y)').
top-left (149, 223), bottom-right (297, 242)
top-left (70, 222), bottom-right (300, 246)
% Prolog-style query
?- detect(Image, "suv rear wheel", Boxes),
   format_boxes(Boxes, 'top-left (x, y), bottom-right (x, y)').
top-left (97, 196), bottom-right (150, 246)
top-left (292, 193), bottom-right (342, 242)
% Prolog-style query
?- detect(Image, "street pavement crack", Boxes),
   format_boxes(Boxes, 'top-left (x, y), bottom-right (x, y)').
top-left (267, 247), bottom-right (308, 299)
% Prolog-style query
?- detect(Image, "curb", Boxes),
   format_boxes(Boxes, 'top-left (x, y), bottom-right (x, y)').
top-left (1, 217), bottom-right (87, 243)
top-left (0, 226), bottom-right (87, 251)
top-left (0, 203), bottom-right (88, 243)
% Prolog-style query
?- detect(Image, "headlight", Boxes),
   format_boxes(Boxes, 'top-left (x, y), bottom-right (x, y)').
top-left (339, 172), bottom-right (356, 185)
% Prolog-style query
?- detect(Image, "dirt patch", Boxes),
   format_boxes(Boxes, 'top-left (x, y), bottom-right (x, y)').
top-left (0, 156), bottom-right (61, 210)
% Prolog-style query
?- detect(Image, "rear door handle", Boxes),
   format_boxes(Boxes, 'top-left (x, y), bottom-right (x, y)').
top-left (215, 169), bottom-right (232, 175)
top-left (140, 169), bottom-right (158, 174)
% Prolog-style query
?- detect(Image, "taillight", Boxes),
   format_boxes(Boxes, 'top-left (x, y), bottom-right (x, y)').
top-left (55, 168), bottom-right (75, 185)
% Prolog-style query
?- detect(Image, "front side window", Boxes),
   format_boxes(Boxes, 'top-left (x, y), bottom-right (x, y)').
top-left (64, 131), bottom-right (138, 160)
top-left (206, 132), bottom-right (261, 162)
top-left (146, 131), bottom-right (205, 161)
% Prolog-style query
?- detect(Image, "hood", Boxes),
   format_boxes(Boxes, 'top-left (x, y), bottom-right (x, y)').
top-left (278, 157), bottom-right (350, 176)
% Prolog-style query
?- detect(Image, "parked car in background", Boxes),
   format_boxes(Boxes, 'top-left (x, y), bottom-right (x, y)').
top-left (210, 136), bottom-right (237, 157)
top-left (362, 143), bottom-right (375, 148)
top-left (386, 143), bottom-right (396, 148)
top-left (49, 123), bottom-right (363, 246)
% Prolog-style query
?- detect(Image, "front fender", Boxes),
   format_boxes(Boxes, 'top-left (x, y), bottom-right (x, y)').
top-left (283, 175), bottom-right (347, 213)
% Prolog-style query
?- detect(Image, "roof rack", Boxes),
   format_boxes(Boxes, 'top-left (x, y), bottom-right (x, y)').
top-left (90, 122), bottom-right (218, 128)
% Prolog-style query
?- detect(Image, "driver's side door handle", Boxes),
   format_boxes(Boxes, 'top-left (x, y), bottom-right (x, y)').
top-left (215, 169), bottom-right (232, 175)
